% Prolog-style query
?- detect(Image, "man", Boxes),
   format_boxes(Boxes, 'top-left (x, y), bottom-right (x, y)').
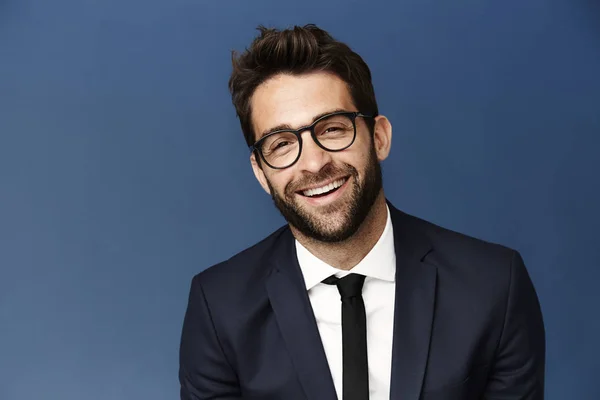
top-left (179, 24), bottom-right (545, 400)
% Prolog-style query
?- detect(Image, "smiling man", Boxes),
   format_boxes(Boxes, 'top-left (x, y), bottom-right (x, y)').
top-left (179, 24), bottom-right (545, 400)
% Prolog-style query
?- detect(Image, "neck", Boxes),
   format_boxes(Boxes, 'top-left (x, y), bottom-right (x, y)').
top-left (291, 192), bottom-right (388, 270)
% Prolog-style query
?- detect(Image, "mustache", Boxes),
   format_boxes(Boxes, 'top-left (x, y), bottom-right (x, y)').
top-left (285, 163), bottom-right (357, 195)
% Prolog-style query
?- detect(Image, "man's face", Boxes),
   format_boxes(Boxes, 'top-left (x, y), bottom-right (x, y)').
top-left (249, 72), bottom-right (389, 242)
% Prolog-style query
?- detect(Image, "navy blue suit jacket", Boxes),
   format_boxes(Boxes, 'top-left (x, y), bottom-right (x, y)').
top-left (179, 203), bottom-right (545, 399)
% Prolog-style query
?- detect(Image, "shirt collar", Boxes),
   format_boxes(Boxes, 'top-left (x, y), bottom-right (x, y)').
top-left (295, 205), bottom-right (396, 290)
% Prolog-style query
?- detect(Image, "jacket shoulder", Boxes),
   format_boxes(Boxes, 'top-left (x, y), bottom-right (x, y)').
top-left (398, 209), bottom-right (517, 268)
top-left (192, 224), bottom-right (290, 289)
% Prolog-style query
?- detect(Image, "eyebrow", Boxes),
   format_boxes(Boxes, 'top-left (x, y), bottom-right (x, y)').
top-left (257, 108), bottom-right (349, 140)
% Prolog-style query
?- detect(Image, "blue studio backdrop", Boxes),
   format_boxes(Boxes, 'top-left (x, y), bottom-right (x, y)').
top-left (1, 0), bottom-right (599, 399)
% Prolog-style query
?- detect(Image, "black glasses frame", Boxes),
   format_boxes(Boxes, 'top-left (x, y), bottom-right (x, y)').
top-left (249, 111), bottom-right (374, 170)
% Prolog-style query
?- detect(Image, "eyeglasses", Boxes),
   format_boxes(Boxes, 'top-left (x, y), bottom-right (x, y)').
top-left (250, 111), bottom-right (374, 169)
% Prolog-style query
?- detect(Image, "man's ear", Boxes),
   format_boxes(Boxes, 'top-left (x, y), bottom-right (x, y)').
top-left (250, 152), bottom-right (272, 195)
top-left (372, 115), bottom-right (392, 162)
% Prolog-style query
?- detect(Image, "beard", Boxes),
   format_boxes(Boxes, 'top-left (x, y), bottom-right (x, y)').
top-left (266, 145), bottom-right (383, 243)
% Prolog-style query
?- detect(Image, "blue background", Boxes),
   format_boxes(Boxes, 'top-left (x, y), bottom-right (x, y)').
top-left (1, 0), bottom-right (599, 398)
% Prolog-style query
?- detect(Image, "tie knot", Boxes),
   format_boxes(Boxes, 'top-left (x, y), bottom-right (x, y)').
top-left (322, 273), bottom-right (366, 299)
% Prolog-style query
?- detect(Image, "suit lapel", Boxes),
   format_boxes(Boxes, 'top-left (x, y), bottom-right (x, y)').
top-left (265, 229), bottom-right (337, 400)
top-left (388, 204), bottom-right (437, 400)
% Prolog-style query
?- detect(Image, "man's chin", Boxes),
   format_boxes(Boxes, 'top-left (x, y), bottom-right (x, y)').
top-left (295, 202), bottom-right (347, 219)
top-left (291, 212), bottom-right (357, 242)
top-left (305, 225), bottom-right (358, 243)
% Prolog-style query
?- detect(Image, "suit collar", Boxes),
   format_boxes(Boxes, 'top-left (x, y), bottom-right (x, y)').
top-left (386, 200), bottom-right (434, 263)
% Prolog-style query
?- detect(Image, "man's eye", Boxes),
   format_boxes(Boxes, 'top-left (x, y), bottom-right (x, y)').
top-left (274, 141), bottom-right (290, 150)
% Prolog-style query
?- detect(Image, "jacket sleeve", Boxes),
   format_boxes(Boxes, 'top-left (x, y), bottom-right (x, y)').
top-left (484, 251), bottom-right (546, 399)
top-left (179, 275), bottom-right (241, 399)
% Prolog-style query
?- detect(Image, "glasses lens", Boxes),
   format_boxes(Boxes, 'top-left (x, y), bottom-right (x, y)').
top-left (261, 131), bottom-right (300, 168)
top-left (314, 114), bottom-right (355, 150)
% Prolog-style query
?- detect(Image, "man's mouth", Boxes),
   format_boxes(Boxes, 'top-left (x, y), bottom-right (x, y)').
top-left (299, 178), bottom-right (348, 198)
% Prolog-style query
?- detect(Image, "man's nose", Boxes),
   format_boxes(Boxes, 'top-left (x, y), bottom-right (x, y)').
top-left (295, 131), bottom-right (333, 173)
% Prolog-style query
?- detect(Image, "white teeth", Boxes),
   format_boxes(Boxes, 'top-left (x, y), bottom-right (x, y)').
top-left (302, 178), bottom-right (346, 197)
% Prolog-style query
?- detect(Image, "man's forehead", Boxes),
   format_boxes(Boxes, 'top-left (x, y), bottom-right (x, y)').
top-left (250, 73), bottom-right (354, 140)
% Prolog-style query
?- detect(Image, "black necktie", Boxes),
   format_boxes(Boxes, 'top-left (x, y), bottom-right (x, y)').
top-left (323, 273), bottom-right (369, 400)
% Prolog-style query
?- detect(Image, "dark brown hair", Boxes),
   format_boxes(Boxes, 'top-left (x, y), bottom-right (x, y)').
top-left (229, 24), bottom-right (379, 147)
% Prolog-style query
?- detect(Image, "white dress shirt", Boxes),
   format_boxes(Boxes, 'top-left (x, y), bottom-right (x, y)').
top-left (295, 205), bottom-right (396, 400)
